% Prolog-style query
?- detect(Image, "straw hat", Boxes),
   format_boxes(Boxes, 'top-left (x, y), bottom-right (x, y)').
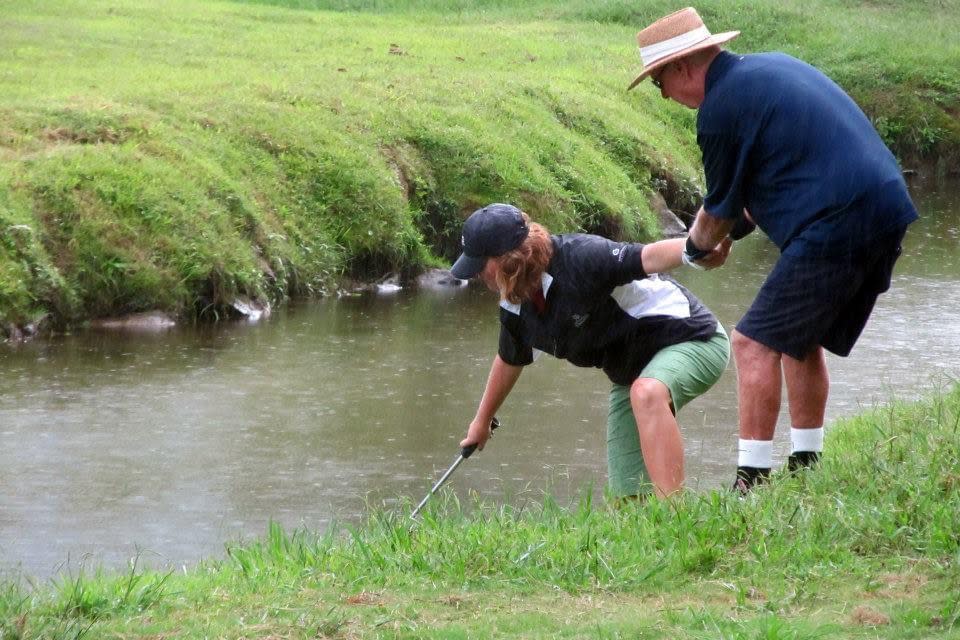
top-left (627, 7), bottom-right (739, 90)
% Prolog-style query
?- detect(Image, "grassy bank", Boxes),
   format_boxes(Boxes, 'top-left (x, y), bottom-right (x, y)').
top-left (1, 385), bottom-right (958, 638)
top-left (1, 0), bottom-right (958, 333)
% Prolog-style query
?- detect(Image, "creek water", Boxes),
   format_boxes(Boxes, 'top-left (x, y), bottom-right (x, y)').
top-left (1, 178), bottom-right (957, 579)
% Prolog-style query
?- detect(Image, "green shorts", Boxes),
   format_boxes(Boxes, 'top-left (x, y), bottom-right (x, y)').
top-left (606, 327), bottom-right (730, 497)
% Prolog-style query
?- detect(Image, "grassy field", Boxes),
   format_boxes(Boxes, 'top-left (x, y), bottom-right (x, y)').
top-left (1, 384), bottom-right (958, 638)
top-left (1, 0), bottom-right (958, 333)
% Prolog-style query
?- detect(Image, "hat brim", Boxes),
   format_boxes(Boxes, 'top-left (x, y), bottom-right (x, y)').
top-left (450, 253), bottom-right (486, 280)
top-left (626, 30), bottom-right (740, 91)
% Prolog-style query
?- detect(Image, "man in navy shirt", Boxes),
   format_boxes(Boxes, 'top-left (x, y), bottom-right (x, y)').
top-left (629, 8), bottom-right (917, 491)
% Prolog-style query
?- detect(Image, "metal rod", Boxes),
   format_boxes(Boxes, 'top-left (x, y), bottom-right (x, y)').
top-left (409, 417), bottom-right (501, 521)
top-left (410, 454), bottom-right (466, 519)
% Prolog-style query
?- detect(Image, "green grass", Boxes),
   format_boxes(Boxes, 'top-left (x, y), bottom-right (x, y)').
top-left (2, 384), bottom-right (959, 638)
top-left (1, 0), bottom-right (958, 332)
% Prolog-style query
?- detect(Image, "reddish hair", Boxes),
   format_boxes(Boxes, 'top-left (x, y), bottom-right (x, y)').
top-left (493, 215), bottom-right (553, 304)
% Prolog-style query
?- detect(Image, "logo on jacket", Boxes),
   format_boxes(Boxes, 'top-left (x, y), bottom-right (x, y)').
top-left (572, 313), bottom-right (589, 328)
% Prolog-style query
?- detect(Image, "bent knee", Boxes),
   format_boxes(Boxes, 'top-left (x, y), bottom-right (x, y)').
top-left (630, 377), bottom-right (672, 410)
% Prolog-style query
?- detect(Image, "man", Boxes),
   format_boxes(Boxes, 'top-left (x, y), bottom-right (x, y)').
top-left (453, 203), bottom-right (730, 499)
top-left (628, 7), bottom-right (918, 492)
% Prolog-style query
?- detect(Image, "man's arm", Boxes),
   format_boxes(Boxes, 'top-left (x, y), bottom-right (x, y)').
top-left (639, 238), bottom-right (685, 274)
top-left (460, 355), bottom-right (523, 451)
top-left (637, 235), bottom-right (730, 273)
top-left (688, 206), bottom-right (735, 251)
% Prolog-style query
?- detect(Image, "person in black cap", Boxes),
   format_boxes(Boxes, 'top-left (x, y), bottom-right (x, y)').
top-left (453, 203), bottom-right (731, 499)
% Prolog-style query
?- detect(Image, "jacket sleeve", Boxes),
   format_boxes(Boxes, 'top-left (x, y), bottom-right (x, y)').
top-left (497, 313), bottom-right (533, 366)
top-left (565, 235), bottom-right (648, 291)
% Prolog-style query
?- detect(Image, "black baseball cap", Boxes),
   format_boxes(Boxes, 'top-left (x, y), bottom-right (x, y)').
top-left (450, 203), bottom-right (529, 279)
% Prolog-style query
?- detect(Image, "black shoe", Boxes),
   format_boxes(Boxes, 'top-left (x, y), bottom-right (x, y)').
top-left (787, 450), bottom-right (821, 472)
top-left (732, 466), bottom-right (770, 495)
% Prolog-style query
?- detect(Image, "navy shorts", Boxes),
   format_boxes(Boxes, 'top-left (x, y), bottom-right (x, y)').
top-left (736, 228), bottom-right (907, 360)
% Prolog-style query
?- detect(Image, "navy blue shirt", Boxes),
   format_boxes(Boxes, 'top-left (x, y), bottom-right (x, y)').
top-left (698, 52), bottom-right (918, 257)
top-left (497, 234), bottom-right (718, 386)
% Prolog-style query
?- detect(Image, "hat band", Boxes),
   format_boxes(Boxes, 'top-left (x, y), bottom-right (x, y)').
top-left (639, 25), bottom-right (711, 67)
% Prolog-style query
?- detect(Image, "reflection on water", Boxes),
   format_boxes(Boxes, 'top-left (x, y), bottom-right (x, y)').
top-left (1, 179), bottom-right (957, 578)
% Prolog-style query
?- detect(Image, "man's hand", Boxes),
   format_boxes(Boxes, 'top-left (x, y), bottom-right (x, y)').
top-left (682, 235), bottom-right (732, 270)
top-left (697, 237), bottom-right (732, 269)
top-left (685, 207), bottom-right (735, 270)
top-left (460, 418), bottom-right (493, 451)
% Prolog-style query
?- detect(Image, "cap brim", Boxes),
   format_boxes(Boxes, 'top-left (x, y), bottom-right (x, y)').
top-left (626, 30), bottom-right (740, 91)
top-left (450, 253), bottom-right (486, 280)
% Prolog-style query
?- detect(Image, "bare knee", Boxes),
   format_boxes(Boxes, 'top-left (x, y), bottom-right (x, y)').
top-left (732, 330), bottom-right (780, 371)
top-left (630, 377), bottom-right (672, 414)
top-left (731, 329), bottom-right (771, 356)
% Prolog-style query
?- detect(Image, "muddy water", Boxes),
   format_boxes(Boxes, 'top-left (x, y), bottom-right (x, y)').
top-left (1, 178), bottom-right (957, 578)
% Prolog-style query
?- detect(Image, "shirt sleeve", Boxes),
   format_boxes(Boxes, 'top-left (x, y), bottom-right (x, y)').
top-left (497, 316), bottom-right (533, 367)
top-left (567, 235), bottom-right (647, 291)
top-left (698, 105), bottom-right (751, 221)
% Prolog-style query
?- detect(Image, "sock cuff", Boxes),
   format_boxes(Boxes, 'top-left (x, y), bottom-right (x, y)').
top-left (791, 427), bottom-right (824, 453)
top-left (738, 439), bottom-right (773, 469)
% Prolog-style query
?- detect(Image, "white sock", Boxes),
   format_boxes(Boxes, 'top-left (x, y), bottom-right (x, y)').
top-left (738, 439), bottom-right (773, 469)
top-left (791, 427), bottom-right (824, 453)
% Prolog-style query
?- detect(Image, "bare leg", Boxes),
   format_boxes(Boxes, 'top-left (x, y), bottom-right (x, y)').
top-left (731, 330), bottom-right (782, 440)
top-left (783, 346), bottom-right (828, 469)
top-left (783, 346), bottom-right (829, 427)
top-left (630, 377), bottom-right (683, 498)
